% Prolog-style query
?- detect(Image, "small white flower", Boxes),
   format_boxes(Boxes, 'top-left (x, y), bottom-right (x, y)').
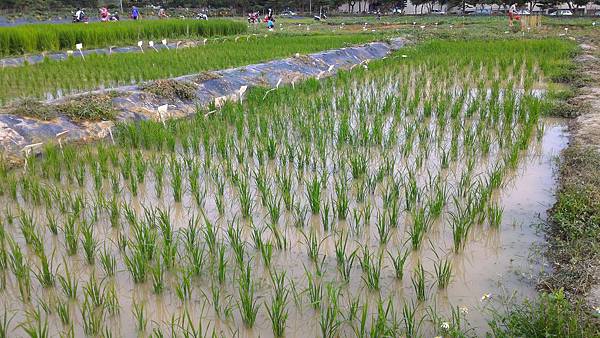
top-left (481, 293), bottom-right (492, 301)
top-left (440, 322), bottom-right (450, 330)
top-left (460, 306), bottom-right (469, 315)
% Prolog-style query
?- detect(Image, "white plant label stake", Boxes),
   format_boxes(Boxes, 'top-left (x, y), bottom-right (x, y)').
top-left (158, 104), bottom-right (168, 126)
top-left (22, 142), bottom-right (43, 172)
top-left (238, 86), bottom-right (248, 104)
top-left (55, 130), bottom-right (69, 150)
top-left (138, 41), bottom-right (144, 53)
top-left (149, 41), bottom-right (159, 52)
top-left (162, 39), bottom-right (169, 49)
top-left (108, 128), bottom-right (115, 144)
top-left (75, 43), bottom-right (85, 60)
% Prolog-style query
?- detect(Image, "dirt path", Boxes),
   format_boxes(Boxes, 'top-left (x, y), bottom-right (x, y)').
top-left (572, 42), bottom-right (600, 150)
top-left (566, 38), bottom-right (600, 311)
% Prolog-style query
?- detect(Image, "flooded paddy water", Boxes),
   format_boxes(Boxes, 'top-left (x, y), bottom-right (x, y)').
top-left (0, 39), bottom-right (574, 337)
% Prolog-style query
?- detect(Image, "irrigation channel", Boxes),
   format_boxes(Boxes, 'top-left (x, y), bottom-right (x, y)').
top-left (0, 39), bottom-right (573, 336)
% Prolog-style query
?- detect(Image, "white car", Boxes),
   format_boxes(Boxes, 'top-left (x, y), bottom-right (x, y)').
top-left (516, 10), bottom-right (530, 15)
top-left (549, 10), bottom-right (573, 16)
top-left (430, 9), bottom-right (446, 15)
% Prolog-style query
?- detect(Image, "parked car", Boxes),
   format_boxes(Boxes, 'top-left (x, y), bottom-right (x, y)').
top-left (549, 10), bottom-right (573, 16)
top-left (430, 9), bottom-right (446, 15)
top-left (469, 8), bottom-right (492, 16)
top-left (280, 10), bottom-right (297, 17)
top-left (516, 10), bottom-right (530, 15)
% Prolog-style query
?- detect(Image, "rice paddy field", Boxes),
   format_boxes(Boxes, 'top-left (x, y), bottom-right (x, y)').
top-left (1, 25), bottom-right (593, 337)
top-left (0, 19), bottom-right (247, 57)
top-left (0, 33), bottom-right (381, 105)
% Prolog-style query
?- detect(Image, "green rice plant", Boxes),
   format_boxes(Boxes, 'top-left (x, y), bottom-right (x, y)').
top-left (7, 239), bottom-right (31, 302)
top-left (411, 262), bottom-right (427, 302)
top-left (151, 259), bottom-right (164, 295)
top-left (319, 283), bottom-right (343, 338)
top-left (99, 246), bottom-right (116, 277)
top-left (370, 298), bottom-right (399, 337)
top-left (32, 247), bottom-right (55, 288)
top-left (360, 247), bottom-right (383, 290)
top-left (449, 205), bottom-right (474, 253)
top-left (301, 228), bottom-right (325, 263)
top-left (175, 268), bottom-right (193, 302)
top-left (57, 260), bottom-right (78, 299)
top-left (402, 301), bottom-right (422, 338)
top-left (265, 270), bottom-right (289, 338)
top-left (321, 199), bottom-right (333, 232)
top-left (81, 295), bottom-right (103, 336)
top-left (62, 216), bottom-right (79, 256)
top-left (305, 268), bottom-right (322, 310)
top-left (433, 257), bottom-right (453, 290)
top-left (215, 241), bottom-right (228, 284)
top-left (389, 249), bottom-right (410, 280)
top-left (260, 240), bottom-right (273, 269)
top-left (80, 220), bottom-right (97, 265)
top-left (123, 245), bottom-right (148, 283)
top-left (56, 300), bottom-right (70, 326)
top-left (376, 210), bottom-right (391, 245)
top-left (487, 203), bottom-right (504, 228)
top-left (237, 174), bottom-right (253, 219)
top-left (83, 275), bottom-right (103, 308)
top-left (183, 220), bottom-right (205, 276)
top-left (132, 301), bottom-right (148, 333)
top-left (408, 207), bottom-right (430, 250)
top-left (19, 307), bottom-right (48, 338)
top-left (169, 156), bottom-right (183, 203)
top-left (237, 260), bottom-right (259, 328)
top-left (45, 211), bottom-right (58, 236)
top-left (103, 282), bottom-right (120, 316)
top-left (266, 193), bottom-right (282, 225)
top-left (306, 175), bottom-right (322, 214)
top-left (19, 211), bottom-right (42, 250)
top-left (334, 177), bottom-right (349, 220)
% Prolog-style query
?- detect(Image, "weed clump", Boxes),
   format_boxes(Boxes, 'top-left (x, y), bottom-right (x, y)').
top-left (142, 79), bottom-right (197, 101)
top-left (56, 94), bottom-right (116, 121)
top-left (7, 98), bottom-right (54, 120)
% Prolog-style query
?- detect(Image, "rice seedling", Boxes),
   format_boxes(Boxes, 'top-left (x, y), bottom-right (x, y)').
top-left (80, 220), bottom-right (97, 265)
top-left (411, 262), bottom-right (427, 302)
top-left (237, 260), bottom-right (259, 328)
top-left (57, 260), bottom-right (78, 300)
top-left (305, 175), bottom-right (322, 214)
top-left (389, 249), bottom-right (410, 280)
top-left (319, 283), bottom-right (343, 338)
top-left (133, 300), bottom-right (148, 333)
top-left (360, 247), bottom-right (382, 290)
top-left (56, 300), bottom-right (70, 326)
top-left (265, 271), bottom-right (289, 338)
top-left (487, 203), bottom-right (504, 228)
top-left (8, 239), bottom-right (31, 302)
top-left (32, 247), bottom-right (55, 288)
top-left (99, 246), bottom-right (116, 277)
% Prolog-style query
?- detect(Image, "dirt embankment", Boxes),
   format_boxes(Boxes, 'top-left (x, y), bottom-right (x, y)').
top-left (545, 37), bottom-right (600, 320)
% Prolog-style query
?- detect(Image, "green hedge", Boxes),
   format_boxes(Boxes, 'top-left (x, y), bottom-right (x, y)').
top-left (0, 19), bottom-right (247, 56)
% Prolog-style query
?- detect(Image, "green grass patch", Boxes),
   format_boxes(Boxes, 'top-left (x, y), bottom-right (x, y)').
top-left (488, 289), bottom-right (600, 337)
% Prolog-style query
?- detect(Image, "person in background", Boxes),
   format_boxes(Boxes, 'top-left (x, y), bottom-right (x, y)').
top-left (508, 3), bottom-right (517, 27)
top-left (158, 8), bottom-right (168, 19)
top-left (99, 7), bottom-right (109, 22)
top-left (131, 6), bottom-right (140, 20)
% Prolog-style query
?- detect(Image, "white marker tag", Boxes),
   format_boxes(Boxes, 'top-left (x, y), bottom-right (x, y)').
top-left (138, 41), bottom-right (143, 47)
top-left (162, 39), bottom-right (167, 45)
top-left (67, 50), bottom-right (74, 56)
top-left (149, 41), bottom-right (154, 47)
top-left (76, 43), bottom-right (83, 50)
